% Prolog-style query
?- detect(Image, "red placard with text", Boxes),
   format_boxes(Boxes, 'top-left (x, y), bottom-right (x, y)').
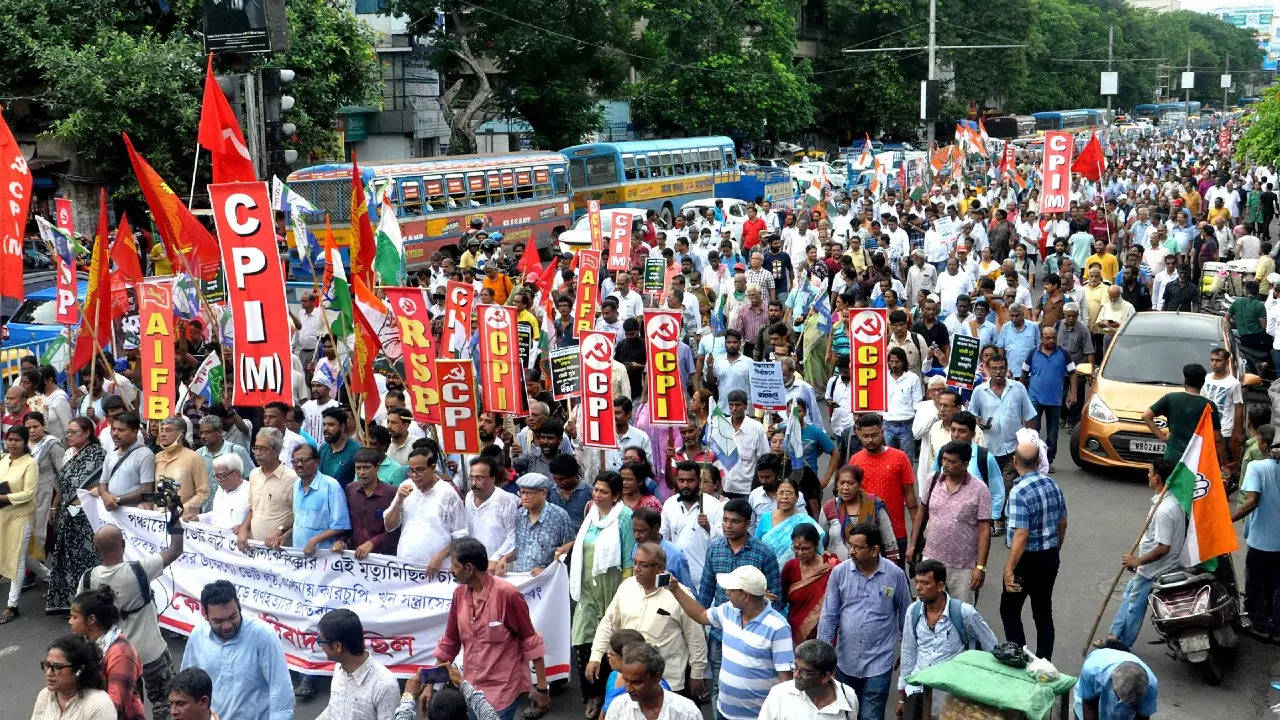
top-left (644, 310), bottom-right (686, 425)
top-left (139, 280), bottom-right (176, 420)
top-left (1038, 131), bottom-right (1074, 214)
top-left (848, 308), bottom-right (888, 413)
top-left (579, 330), bottom-right (618, 449)
top-left (53, 198), bottom-right (78, 324)
top-left (573, 249), bottom-right (602, 338)
top-left (605, 212), bottom-right (633, 271)
top-left (588, 200), bottom-right (603, 251)
top-left (208, 181), bottom-right (293, 406)
top-left (477, 304), bottom-right (525, 415)
top-left (441, 280), bottom-right (474, 355)
top-left (436, 358), bottom-right (481, 454)
top-left (384, 287), bottom-right (442, 423)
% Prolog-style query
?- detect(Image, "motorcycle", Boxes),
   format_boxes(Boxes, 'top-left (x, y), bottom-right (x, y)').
top-left (1148, 565), bottom-right (1241, 685)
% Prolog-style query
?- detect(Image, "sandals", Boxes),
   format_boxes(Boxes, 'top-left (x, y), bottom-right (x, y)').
top-left (523, 703), bottom-right (550, 720)
top-left (0, 607), bottom-right (19, 625)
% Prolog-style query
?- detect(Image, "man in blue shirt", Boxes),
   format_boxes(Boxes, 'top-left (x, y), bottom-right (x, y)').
top-left (817, 521), bottom-right (910, 720)
top-left (1022, 326), bottom-right (1077, 469)
top-left (1074, 648), bottom-right (1157, 720)
top-left (291, 443), bottom-right (349, 554)
top-left (970, 353), bottom-right (1037, 511)
top-left (1000, 443), bottom-right (1068, 661)
top-left (181, 580), bottom-right (294, 720)
top-left (1232, 440), bottom-right (1280, 640)
top-left (996, 303), bottom-right (1040, 378)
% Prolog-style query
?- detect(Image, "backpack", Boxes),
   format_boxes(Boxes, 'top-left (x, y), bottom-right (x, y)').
top-left (80, 562), bottom-right (153, 620)
top-left (909, 597), bottom-right (973, 649)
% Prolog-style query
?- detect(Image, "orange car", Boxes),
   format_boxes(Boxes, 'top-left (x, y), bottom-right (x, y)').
top-left (1071, 311), bottom-right (1259, 471)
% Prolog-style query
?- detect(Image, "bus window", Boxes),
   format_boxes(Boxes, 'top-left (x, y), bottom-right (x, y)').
top-left (467, 173), bottom-right (489, 206)
top-left (445, 174), bottom-right (466, 209)
top-left (635, 155), bottom-right (649, 179)
top-left (532, 167), bottom-right (552, 198)
top-left (568, 159), bottom-right (586, 188)
top-left (648, 152), bottom-right (663, 178)
top-left (551, 167), bottom-right (567, 195)
top-left (687, 150), bottom-right (701, 173)
top-left (423, 177), bottom-right (443, 213)
top-left (486, 172), bottom-right (502, 205)
top-left (660, 152), bottom-right (674, 176)
top-left (622, 154), bottom-right (637, 181)
top-left (500, 171), bottom-right (516, 202)
top-left (721, 147), bottom-right (734, 170)
top-left (398, 178), bottom-right (423, 216)
top-left (584, 155), bottom-right (618, 186)
top-left (669, 152), bottom-right (683, 176)
top-left (698, 149), bottom-right (713, 172)
top-left (516, 169), bottom-right (533, 200)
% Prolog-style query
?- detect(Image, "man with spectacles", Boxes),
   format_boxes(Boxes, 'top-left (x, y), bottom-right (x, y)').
top-left (236, 428), bottom-right (297, 553)
top-left (385, 446), bottom-right (466, 574)
top-left (758, 639), bottom-right (858, 720)
top-left (196, 414), bottom-right (254, 513)
top-left (193, 454), bottom-right (250, 530)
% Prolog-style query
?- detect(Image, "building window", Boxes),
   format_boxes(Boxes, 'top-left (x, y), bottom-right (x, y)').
top-left (381, 54), bottom-right (408, 111)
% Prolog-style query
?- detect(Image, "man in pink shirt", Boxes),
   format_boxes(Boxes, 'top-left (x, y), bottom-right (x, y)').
top-left (907, 441), bottom-right (992, 603)
top-left (434, 537), bottom-right (550, 720)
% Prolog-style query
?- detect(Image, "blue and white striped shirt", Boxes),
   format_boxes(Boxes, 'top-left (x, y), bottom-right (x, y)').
top-left (707, 602), bottom-right (794, 720)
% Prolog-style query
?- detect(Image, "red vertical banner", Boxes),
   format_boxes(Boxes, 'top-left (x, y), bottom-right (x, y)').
top-left (643, 310), bottom-right (686, 425)
top-left (848, 308), bottom-right (889, 413)
top-left (1038, 131), bottom-right (1074, 214)
top-left (209, 181), bottom-right (293, 406)
top-left (605, 211), bottom-right (633, 272)
top-left (588, 200), bottom-right (603, 251)
top-left (579, 330), bottom-right (617, 449)
top-left (477, 304), bottom-right (525, 415)
top-left (138, 280), bottom-right (176, 420)
top-left (53, 198), bottom-right (79, 324)
top-left (0, 108), bottom-right (30, 301)
top-left (441, 280), bottom-right (474, 355)
top-left (384, 287), bottom-right (442, 423)
top-left (436, 358), bottom-right (480, 454)
top-left (573, 249), bottom-right (602, 338)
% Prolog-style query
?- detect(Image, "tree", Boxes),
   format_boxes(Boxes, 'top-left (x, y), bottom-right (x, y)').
top-left (1237, 86), bottom-right (1280, 166)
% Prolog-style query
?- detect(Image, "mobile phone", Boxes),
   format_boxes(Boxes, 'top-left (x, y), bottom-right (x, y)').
top-left (656, 572), bottom-right (672, 587)
top-left (418, 666), bottom-right (450, 685)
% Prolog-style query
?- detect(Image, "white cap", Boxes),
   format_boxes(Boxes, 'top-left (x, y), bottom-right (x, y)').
top-left (716, 566), bottom-right (767, 596)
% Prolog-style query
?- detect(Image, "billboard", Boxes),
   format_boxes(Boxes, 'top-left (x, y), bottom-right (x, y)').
top-left (205, 0), bottom-right (272, 54)
top-left (1218, 5), bottom-right (1276, 69)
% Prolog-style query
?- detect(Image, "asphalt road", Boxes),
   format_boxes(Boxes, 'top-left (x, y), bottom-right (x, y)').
top-left (0, 451), bottom-right (1276, 720)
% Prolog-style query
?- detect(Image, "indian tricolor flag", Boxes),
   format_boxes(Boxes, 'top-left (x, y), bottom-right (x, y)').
top-left (1168, 405), bottom-right (1239, 567)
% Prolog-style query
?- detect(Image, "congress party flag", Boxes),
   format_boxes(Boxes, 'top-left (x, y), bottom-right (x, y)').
top-left (1168, 405), bottom-right (1238, 567)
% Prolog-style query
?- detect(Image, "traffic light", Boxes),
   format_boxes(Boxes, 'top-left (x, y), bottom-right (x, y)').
top-left (262, 68), bottom-right (298, 178)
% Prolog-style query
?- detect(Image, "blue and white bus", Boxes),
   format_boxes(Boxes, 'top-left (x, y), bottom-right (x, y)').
top-left (1032, 110), bottom-right (1092, 131)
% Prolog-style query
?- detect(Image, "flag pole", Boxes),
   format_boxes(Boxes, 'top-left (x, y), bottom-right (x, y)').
top-left (187, 144), bottom-right (201, 208)
top-left (1081, 482), bottom-right (1171, 657)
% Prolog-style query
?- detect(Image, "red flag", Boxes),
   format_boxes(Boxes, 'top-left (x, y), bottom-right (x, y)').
top-left (349, 153), bottom-right (376, 287)
top-left (350, 274), bottom-right (383, 420)
top-left (197, 55), bottom-right (255, 183)
top-left (122, 133), bottom-right (222, 280)
top-left (0, 106), bottom-right (29, 300)
top-left (1071, 132), bottom-right (1106, 182)
top-left (517, 238), bottom-right (541, 278)
top-left (109, 215), bottom-right (142, 319)
top-left (69, 189), bottom-right (113, 375)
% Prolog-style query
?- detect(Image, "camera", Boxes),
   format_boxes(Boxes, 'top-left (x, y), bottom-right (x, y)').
top-left (142, 476), bottom-right (184, 528)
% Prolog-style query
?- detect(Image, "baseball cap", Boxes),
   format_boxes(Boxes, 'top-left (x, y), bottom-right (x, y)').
top-left (717, 566), bottom-right (767, 595)
top-left (733, 262), bottom-right (746, 271)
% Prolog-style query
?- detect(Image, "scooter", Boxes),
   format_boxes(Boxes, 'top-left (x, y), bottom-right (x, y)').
top-left (1148, 566), bottom-right (1241, 685)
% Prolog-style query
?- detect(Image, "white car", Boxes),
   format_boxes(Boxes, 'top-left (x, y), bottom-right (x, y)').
top-left (678, 198), bottom-right (752, 244)
top-left (790, 161), bottom-right (846, 189)
top-left (558, 206), bottom-right (666, 254)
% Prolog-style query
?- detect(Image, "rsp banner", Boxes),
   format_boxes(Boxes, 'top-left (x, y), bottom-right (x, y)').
top-left (605, 212), bottom-right (633, 272)
top-left (477, 304), bottom-right (525, 416)
top-left (573, 250), bottom-right (602, 338)
top-left (209, 181), bottom-right (292, 405)
top-left (384, 287), bottom-right (442, 424)
top-left (54, 198), bottom-right (78, 325)
top-left (139, 280), bottom-right (177, 420)
top-left (579, 330), bottom-right (617, 449)
top-left (848, 308), bottom-right (888, 413)
top-left (1038, 131), bottom-right (1074, 214)
top-left (79, 493), bottom-right (571, 679)
top-left (643, 310), bottom-right (686, 425)
top-left (435, 358), bottom-right (481, 455)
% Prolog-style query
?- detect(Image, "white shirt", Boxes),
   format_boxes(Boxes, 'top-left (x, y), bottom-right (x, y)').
top-left (722, 416), bottom-right (768, 495)
top-left (297, 307), bottom-right (325, 351)
top-left (661, 493), bottom-right (724, 582)
top-left (302, 399), bottom-right (338, 443)
top-left (825, 375), bottom-right (854, 436)
top-left (1152, 269), bottom-right (1178, 311)
top-left (464, 487), bottom-right (519, 559)
top-left (604, 425), bottom-right (654, 473)
top-left (604, 689), bottom-right (703, 720)
top-left (757, 679), bottom-right (859, 720)
top-left (885, 371), bottom-right (923, 422)
top-left (198, 481), bottom-right (250, 530)
top-left (316, 653), bottom-right (401, 720)
top-left (279, 428), bottom-right (308, 470)
top-left (386, 479), bottom-right (466, 566)
top-left (1201, 373), bottom-right (1243, 438)
top-left (610, 290), bottom-right (645, 321)
top-left (934, 271), bottom-right (975, 315)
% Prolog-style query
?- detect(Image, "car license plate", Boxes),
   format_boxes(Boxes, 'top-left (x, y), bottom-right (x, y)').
top-left (1179, 634), bottom-right (1211, 653)
top-left (1130, 439), bottom-right (1166, 454)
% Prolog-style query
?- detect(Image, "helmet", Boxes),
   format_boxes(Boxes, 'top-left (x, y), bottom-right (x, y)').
top-left (482, 238), bottom-right (499, 249)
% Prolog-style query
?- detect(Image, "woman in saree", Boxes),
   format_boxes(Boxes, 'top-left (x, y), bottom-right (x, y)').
top-left (45, 417), bottom-right (105, 614)
top-left (820, 464), bottom-right (898, 563)
top-left (0, 425), bottom-right (45, 623)
top-left (754, 477), bottom-right (823, 565)
top-left (25, 412), bottom-right (64, 565)
top-left (781, 522), bottom-right (838, 642)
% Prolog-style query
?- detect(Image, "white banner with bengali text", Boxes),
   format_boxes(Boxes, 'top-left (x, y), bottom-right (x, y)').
top-left (79, 492), bottom-right (571, 679)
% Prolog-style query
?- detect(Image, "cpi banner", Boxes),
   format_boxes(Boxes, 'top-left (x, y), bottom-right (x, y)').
top-left (477, 304), bottom-right (525, 415)
top-left (138, 280), bottom-right (176, 420)
top-left (209, 179), bottom-right (294, 404)
top-left (209, 181), bottom-right (293, 406)
top-left (588, 199), bottom-right (603, 251)
top-left (384, 287), bottom-right (441, 424)
top-left (53, 198), bottom-right (78, 324)
top-left (573, 249), bottom-right (602, 338)
top-left (80, 494), bottom-right (571, 679)
top-left (848, 308), bottom-right (888, 413)
top-left (579, 330), bottom-right (617, 449)
top-left (605, 212), bottom-right (633, 272)
top-left (441, 280), bottom-right (474, 355)
top-left (1038, 131), bottom-right (1074, 214)
top-left (435, 358), bottom-right (480, 454)
top-left (643, 310), bottom-right (686, 425)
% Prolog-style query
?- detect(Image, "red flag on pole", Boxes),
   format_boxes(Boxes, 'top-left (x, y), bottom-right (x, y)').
top-left (1071, 132), bottom-right (1106, 182)
top-left (123, 133), bottom-right (222, 280)
top-left (516, 238), bottom-right (541, 278)
top-left (198, 55), bottom-right (256, 183)
top-left (349, 153), bottom-right (377, 287)
top-left (109, 215), bottom-right (143, 319)
top-left (69, 189), bottom-right (113, 375)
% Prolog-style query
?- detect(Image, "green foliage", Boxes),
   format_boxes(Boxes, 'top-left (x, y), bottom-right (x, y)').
top-left (1237, 87), bottom-right (1280, 166)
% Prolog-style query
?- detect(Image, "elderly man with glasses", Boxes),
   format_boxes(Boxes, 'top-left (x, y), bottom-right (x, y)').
top-left (192, 454), bottom-right (250, 530)
top-left (235, 427), bottom-right (298, 553)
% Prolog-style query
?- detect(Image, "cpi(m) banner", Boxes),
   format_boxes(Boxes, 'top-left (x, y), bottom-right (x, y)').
top-left (209, 181), bottom-right (292, 406)
top-left (80, 493), bottom-right (571, 680)
top-left (1038, 131), bottom-right (1074, 214)
top-left (643, 310), bottom-right (686, 425)
top-left (441, 280), bottom-right (474, 355)
top-left (605, 212), bottom-right (633, 272)
top-left (385, 287), bottom-right (442, 424)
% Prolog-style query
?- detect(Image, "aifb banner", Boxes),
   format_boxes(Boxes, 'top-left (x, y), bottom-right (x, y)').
top-left (53, 198), bottom-right (78, 325)
top-left (848, 308), bottom-right (888, 413)
top-left (79, 494), bottom-right (571, 680)
top-left (436, 358), bottom-right (480, 454)
top-left (1038, 131), bottom-right (1074, 214)
top-left (209, 181), bottom-right (292, 406)
top-left (477, 304), bottom-right (525, 415)
top-left (579, 330), bottom-right (617, 449)
top-left (573, 250), bottom-right (602, 338)
top-left (441, 280), bottom-right (474, 355)
top-left (605, 212), bottom-right (633, 272)
top-left (643, 310), bottom-right (686, 425)
top-left (138, 280), bottom-right (176, 420)
top-left (384, 287), bottom-right (442, 423)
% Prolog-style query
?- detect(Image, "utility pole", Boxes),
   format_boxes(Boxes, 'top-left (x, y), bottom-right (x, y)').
top-left (1106, 25), bottom-right (1114, 113)
top-left (1185, 46), bottom-right (1191, 115)
top-left (926, 0), bottom-right (936, 150)
top-left (1224, 54), bottom-right (1230, 110)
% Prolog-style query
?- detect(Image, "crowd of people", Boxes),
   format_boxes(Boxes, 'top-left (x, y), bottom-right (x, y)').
top-left (6, 116), bottom-right (1280, 720)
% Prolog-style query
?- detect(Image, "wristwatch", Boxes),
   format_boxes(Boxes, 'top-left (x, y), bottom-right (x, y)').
top-left (535, 686), bottom-right (550, 693)
top-left (975, 564), bottom-right (986, 571)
